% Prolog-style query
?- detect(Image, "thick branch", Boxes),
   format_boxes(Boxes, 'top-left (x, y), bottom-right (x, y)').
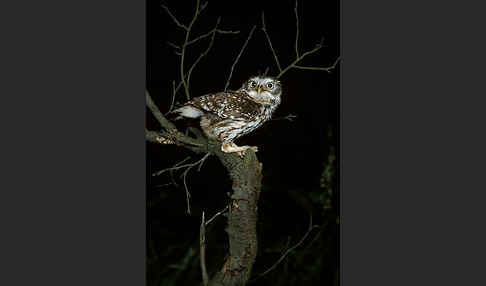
top-left (146, 91), bottom-right (205, 151)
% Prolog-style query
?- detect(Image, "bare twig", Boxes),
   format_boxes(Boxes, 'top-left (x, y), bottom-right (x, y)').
top-left (251, 215), bottom-right (320, 281)
top-left (200, 205), bottom-right (229, 285)
top-left (174, 153), bottom-right (210, 174)
top-left (182, 168), bottom-right (192, 215)
top-left (161, 3), bottom-right (188, 30)
top-left (261, 12), bottom-right (282, 72)
top-left (272, 114), bottom-right (298, 122)
top-left (154, 183), bottom-right (172, 189)
top-left (224, 25), bottom-right (257, 91)
top-left (294, 0), bottom-right (300, 58)
top-left (168, 157), bottom-right (192, 188)
top-left (151, 152), bottom-right (211, 214)
top-left (205, 206), bottom-right (229, 226)
top-left (163, 1), bottom-right (239, 105)
top-left (180, 0), bottom-right (207, 100)
top-left (167, 41), bottom-right (181, 50)
top-left (258, 0), bottom-right (340, 79)
top-left (164, 80), bottom-right (177, 115)
top-left (186, 18), bottom-right (221, 91)
top-left (294, 57), bottom-right (341, 73)
top-left (277, 43), bottom-right (324, 79)
top-left (263, 66), bottom-right (270, 76)
top-left (178, 153), bottom-right (211, 214)
top-left (187, 28), bottom-right (239, 46)
top-left (164, 0), bottom-right (209, 100)
top-left (171, 79), bottom-right (185, 103)
top-left (152, 156), bottom-right (191, 176)
top-left (197, 152), bottom-right (211, 171)
top-left (200, 211), bottom-right (209, 286)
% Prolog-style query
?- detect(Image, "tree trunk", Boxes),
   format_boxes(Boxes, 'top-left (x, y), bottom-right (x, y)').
top-left (208, 150), bottom-right (262, 286)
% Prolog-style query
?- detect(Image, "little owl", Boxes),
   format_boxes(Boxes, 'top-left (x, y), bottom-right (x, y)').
top-left (173, 76), bottom-right (282, 156)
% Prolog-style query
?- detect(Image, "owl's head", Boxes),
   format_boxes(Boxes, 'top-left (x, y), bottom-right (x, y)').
top-left (240, 76), bottom-right (282, 105)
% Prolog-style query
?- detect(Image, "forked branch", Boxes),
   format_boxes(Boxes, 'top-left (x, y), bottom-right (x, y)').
top-left (261, 0), bottom-right (340, 79)
top-left (162, 0), bottom-right (239, 103)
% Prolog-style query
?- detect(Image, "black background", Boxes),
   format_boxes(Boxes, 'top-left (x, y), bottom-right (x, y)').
top-left (147, 0), bottom-right (339, 285)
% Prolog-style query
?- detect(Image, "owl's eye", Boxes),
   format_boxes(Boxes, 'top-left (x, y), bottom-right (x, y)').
top-left (266, 82), bottom-right (274, 89)
top-left (249, 81), bottom-right (257, 88)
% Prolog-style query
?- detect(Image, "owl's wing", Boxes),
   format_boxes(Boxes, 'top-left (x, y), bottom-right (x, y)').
top-left (187, 92), bottom-right (260, 120)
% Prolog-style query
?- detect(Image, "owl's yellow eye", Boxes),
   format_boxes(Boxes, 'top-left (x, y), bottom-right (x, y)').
top-left (266, 82), bottom-right (274, 89)
top-left (249, 81), bottom-right (257, 88)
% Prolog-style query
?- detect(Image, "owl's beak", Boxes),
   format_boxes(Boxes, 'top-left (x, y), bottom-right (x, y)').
top-left (257, 86), bottom-right (263, 94)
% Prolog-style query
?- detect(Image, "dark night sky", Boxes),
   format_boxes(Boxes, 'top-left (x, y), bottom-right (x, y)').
top-left (147, 0), bottom-right (339, 284)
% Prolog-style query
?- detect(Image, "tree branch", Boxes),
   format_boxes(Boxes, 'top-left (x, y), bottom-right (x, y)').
top-left (272, 114), bottom-right (298, 122)
top-left (186, 18), bottom-right (221, 93)
top-left (258, 0), bottom-right (340, 79)
top-left (293, 57), bottom-right (341, 72)
top-left (250, 215), bottom-right (320, 282)
top-left (294, 0), bottom-right (300, 58)
top-left (163, 0), bottom-right (239, 106)
top-left (146, 91), bottom-right (207, 152)
top-left (180, 0), bottom-right (206, 100)
top-left (277, 43), bottom-right (324, 79)
top-left (161, 3), bottom-right (188, 30)
top-left (181, 153), bottom-right (211, 214)
top-left (261, 13), bottom-right (282, 73)
top-left (200, 211), bottom-right (209, 286)
top-left (187, 28), bottom-right (239, 46)
top-left (205, 206), bottom-right (230, 226)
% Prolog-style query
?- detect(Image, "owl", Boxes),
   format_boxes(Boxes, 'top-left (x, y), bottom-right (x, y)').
top-left (173, 76), bottom-right (282, 156)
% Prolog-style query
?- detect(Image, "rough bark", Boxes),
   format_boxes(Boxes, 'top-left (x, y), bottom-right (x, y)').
top-left (208, 150), bottom-right (262, 286)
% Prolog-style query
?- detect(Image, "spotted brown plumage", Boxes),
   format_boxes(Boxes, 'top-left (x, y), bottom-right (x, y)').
top-left (173, 76), bottom-right (282, 156)
top-left (186, 92), bottom-right (262, 121)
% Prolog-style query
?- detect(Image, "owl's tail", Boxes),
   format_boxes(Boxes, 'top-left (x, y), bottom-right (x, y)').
top-left (172, 105), bottom-right (203, 120)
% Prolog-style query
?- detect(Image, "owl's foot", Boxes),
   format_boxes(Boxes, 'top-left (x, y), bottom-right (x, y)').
top-left (221, 142), bottom-right (258, 158)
